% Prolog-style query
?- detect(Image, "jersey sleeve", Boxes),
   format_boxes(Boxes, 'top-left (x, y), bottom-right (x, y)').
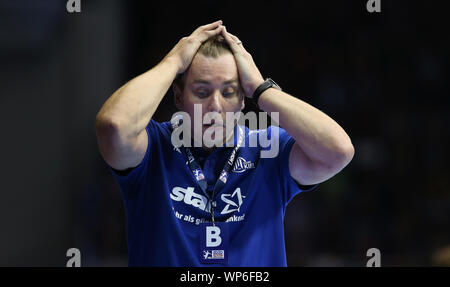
top-left (108, 119), bottom-right (161, 199)
top-left (269, 126), bottom-right (317, 207)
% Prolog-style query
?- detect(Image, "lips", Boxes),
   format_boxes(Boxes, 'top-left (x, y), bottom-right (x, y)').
top-left (203, 125), bottom-right (224, 131)
top-left (204, 123), bottom-right (223, 127)
top-left (203, 120), bottom-right (224, 127)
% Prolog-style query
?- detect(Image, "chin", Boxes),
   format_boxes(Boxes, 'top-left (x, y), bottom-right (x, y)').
top-left (202, 133), bottom-right (226, 148)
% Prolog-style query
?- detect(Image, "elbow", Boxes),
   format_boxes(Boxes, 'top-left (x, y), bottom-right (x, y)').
top-left (319, 136), bottom-right (355, 172)
top-left (96, 115), bottom-right (114, 140)
top-left (95, 113), bottom-right (129, 157)
top-left (95, 113), bottom-right (126, 167)
top-left (95, 112), bottom-right (124, 138)
top-left (334, 140), bottom-right (355, 168)
top-left (344, 142), bottom-right (355, 164)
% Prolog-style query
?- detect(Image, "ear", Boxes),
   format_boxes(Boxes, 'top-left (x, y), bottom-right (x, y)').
top-left (239, 86), bottom-right (245, 110)
top-left (173, 83), bottom-right (183, 110)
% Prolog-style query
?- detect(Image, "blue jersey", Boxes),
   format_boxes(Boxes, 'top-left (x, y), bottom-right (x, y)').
top-left (109, 119), bottom-right (315, 266)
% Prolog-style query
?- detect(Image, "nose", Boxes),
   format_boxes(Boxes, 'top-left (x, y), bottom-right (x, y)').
top-left (206, 90), bottom-right (223, 113)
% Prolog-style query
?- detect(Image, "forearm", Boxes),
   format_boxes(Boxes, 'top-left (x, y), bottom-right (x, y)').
top-left (97, 57), bottom-right (179, 135)
top-left (258, 89), bottom-right (354, 165)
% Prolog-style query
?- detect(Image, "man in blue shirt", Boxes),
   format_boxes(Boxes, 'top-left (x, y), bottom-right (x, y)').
top-left (95, 21), bottom-right (354, 266)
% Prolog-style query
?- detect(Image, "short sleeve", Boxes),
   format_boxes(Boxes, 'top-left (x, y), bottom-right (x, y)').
top-left (268, 126), bottom-right (317, 207)
top-left (108, 119), bottom-right (161, 199)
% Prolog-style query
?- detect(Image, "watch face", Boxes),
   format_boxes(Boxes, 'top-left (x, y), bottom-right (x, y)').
top-left (268, 78), bottom-right (281, 90)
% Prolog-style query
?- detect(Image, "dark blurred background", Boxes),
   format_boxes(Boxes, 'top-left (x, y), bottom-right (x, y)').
top-left (0, 0), bottom-right (449, 266)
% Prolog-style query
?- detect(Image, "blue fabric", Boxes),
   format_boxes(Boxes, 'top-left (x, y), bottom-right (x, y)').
top-left (109, 119), bottom-right (316, 266)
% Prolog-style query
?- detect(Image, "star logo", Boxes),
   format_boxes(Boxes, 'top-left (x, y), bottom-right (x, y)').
top-left (220, 188), bottom-right (245, 214)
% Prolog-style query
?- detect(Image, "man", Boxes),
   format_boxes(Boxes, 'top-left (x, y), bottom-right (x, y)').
top-left (95, 20), bottom-right (354, 266)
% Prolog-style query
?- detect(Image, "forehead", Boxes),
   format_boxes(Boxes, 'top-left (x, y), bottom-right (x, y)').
top-left (185, 53), bottom-right (238, 85)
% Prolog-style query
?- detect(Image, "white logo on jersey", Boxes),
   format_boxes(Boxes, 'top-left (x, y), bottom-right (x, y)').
top-left (232, 157), bottom-right (255, 173)
top-left (170, 187), bottom-right (210, 212)
top-left (170, 187), bottom-right (245, 215)
top-left (220, 188), bottom-right (245, 214)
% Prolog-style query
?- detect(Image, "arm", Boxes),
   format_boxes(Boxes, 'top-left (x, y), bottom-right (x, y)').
top-left (221, 28), bottom-right (354, 185)
top-left (257, 89), bottom-right (354, 185)
top-left (95, 59), bottom-right (178, 170)
top-left (96, 20), bottom-right (225, 170)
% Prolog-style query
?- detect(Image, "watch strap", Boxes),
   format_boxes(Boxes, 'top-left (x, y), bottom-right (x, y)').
top-left (252, 78), bottom-right (281, 106)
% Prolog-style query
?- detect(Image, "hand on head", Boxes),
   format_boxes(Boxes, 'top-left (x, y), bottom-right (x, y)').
top-left (165, 20), bottom-right (226, 74)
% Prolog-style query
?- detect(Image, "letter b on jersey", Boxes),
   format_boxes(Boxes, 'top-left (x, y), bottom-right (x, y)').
top-left (206, 226), bottom-right (222, 247)
top-left (199, 223), bottom-right (228, 264)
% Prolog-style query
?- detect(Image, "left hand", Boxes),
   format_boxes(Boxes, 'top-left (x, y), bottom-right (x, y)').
top-left (221, 27), bottom-right (265, 98)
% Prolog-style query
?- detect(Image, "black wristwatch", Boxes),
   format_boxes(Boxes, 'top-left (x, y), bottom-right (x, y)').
top-left (252, 78), bottom-right (282, 106)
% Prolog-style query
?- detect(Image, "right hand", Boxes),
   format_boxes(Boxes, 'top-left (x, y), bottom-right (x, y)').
top-left (164, 20), bottom-right (225, 74)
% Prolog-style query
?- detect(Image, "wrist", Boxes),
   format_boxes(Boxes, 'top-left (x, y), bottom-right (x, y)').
top-left (161, 56), bottom-right (183, 74)
top-left (251, 78), bottom-right (282, 105)
top-left (246, 78), bottom-right (265, 98)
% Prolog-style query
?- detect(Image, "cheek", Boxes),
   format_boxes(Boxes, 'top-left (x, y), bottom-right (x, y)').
top-left (182, 92), bottom-right (206, 108)
top-left (180, 93), bottom-right (197, 112)
top-left (224, 98), bottom-right (243, 112)
top-left (180, 96), bottom-right (206, 124)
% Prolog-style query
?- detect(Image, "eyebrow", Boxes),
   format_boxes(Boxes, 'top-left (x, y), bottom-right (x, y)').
top-left (191, 78), bottom-right (239, 85)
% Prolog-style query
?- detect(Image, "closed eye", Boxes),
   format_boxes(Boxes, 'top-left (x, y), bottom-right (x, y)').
top-left (222, 86), bottom-right (237, 97)
top-left (195, 89), bottom-right (210, 98)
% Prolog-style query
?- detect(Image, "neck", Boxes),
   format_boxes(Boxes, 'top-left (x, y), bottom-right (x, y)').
top-left (201, 146), bottom-right (216, 155)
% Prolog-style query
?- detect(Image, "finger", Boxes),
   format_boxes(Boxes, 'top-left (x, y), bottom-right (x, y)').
top-left (203, 20), bottom-right (223, 29)
top-left (191, 21), bottom-right (222, 40)
top-left (198, 25), bottom-right (224, 42)
top-left (226, 31), bottom-right (240, 42)
top-left (194, 20), bottom-right (223, 34)
top-left (227, 30), bottom-right (248, 54)
top-left (221, 27), bottom-right (244, 53)
top-left (225, 31), bottom-right (245, 50)
top-left (205, 24), bottom-right (225, 36)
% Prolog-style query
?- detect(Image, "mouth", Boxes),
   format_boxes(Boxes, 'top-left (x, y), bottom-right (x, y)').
top-left (203, 123), bottom-right (223, 127)
top-left (203, 119), bottom-right (224, 128)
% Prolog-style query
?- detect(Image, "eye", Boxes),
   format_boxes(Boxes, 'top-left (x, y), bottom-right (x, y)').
top-left (222, 87), bottom-right (237, 97)
top-left (195, 88), bottom-right (210, 98)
